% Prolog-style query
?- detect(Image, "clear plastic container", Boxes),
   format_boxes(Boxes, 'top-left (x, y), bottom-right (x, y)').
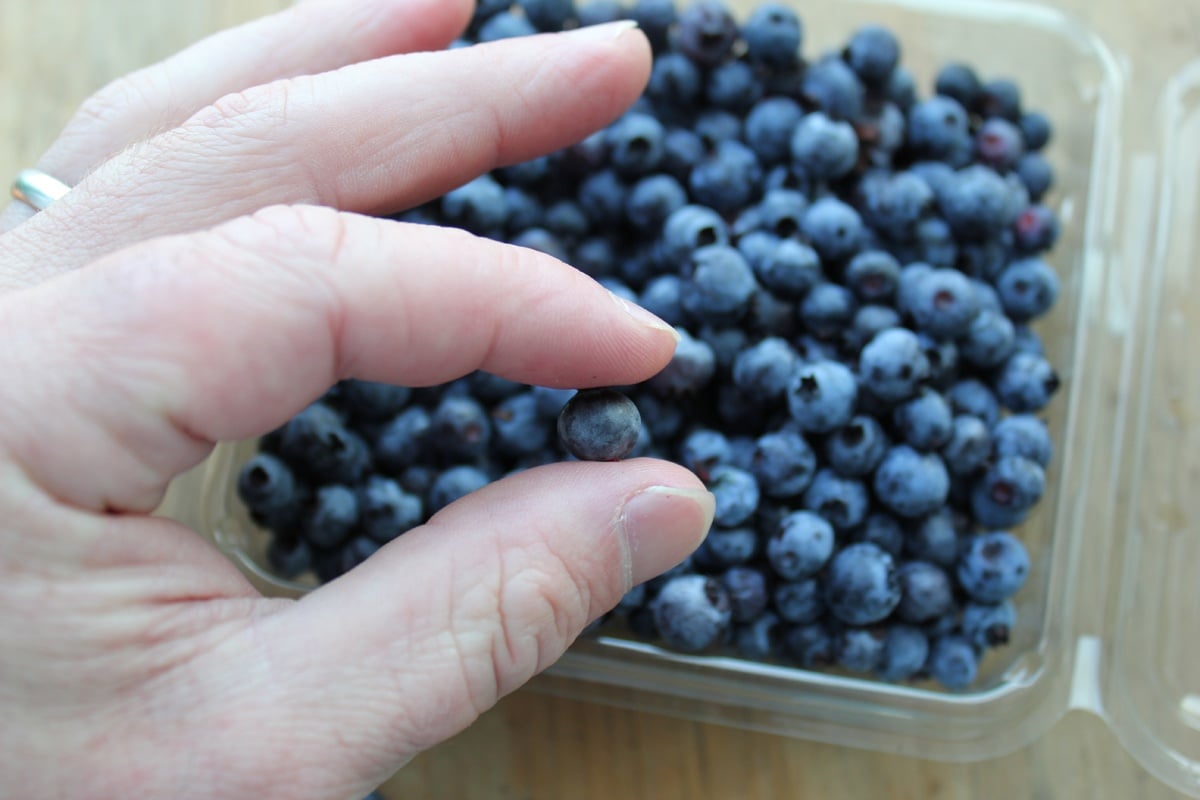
top-left (159, 0), bottom-right (1200, 795)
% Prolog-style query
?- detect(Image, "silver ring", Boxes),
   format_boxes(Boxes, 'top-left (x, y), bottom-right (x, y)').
top-left (11, 168), bottom-right (71, 212)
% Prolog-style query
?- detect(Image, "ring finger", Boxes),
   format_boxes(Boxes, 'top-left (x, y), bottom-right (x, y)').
top-left (1, 22), bottom-right (649, 287)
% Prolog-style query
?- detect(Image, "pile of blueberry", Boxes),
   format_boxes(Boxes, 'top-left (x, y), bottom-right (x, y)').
top-left (234, 0), bottom-right (1064, 691)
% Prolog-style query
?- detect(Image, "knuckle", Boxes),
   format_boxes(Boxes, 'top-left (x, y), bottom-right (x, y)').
top-left (218, 204), bottom-right (351, 267)
top-left (192, 74), bottom-right (315, 132)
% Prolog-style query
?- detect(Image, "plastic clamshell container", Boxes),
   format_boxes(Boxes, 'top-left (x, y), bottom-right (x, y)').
top-left (160, 0), bottom-right (1200, 795)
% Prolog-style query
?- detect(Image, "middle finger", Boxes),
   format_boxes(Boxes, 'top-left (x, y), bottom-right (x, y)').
top-left (2, 22), bottom-right (648, 286)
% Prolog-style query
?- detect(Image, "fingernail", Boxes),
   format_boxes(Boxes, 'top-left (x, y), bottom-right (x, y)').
top-left (610, 291), bottom-right (682, 342)
top-left (568, 19), bottom-right (640, 43)
top-left (620, 485), bottom-right (714, 586)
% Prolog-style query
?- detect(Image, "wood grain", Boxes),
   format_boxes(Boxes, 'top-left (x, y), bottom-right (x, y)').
top-left (1, 1), bottom-right (1193, 798)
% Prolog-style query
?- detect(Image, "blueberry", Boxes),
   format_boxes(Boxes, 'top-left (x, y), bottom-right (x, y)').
top-left (628, 0), bottom-right (675, 50)
top-left (745, 97), bottom-right (805, 165)
top-left (689, 140), bottom-right (763, 215)
top-left (662, 205), bottom-right (729, 266)
top-left (858, 327), bottom-right (930, 403)
top-left (957, 531), bottom-right (1030, 603)
top-left (675, 1), bottom-right (738, 67)
top-left (981, 78), bottom-right (1022, 121)
top-left (802, 468), bottom-right (869, 530)
top-left (826, 415), bottom-right (889, 477)
top-left (844, 304), bottom-right (903, 353)
top-left (784, 621), bottom-right (835, 668)
top-left (907, 96), bottom-right (970, 161)
top-left (825, 542), bottom-right (901, 626)
top-left (490, 392), bottom-right (549, 457)
top-left (679, 428), bottom-right (732, 482)
top-left (268, 537), bottom-right (313, 580)
top-left (638, 275), bottom-right (686, 327)
top-left (517, 0), bottom-right (575, 31)
top-left (706, 60), bottom-right (763, 112)
top-left (915, 332), bottom-right (959, 390)
top-left (616, 583), bottom-right (648, 615)
top-left (606, 112), bottom-right (666, 177)
top-left (974, 455), bottom-right (1045, 519)
top-left (800, 282), bottom-right (858, 339)
top-left (695, 526), bottom-right (759, 569)
top-left (773, 578), bottom-right (823, 624)
top-left (836, 626), bottom-right (888, 673)
top-left (499, 156), bottom-right (551, 187)
top-left (754, 239), bottom-right (822, 299)
top-left (750, 429), bottom-right (817, 499)
top-left (937, 164), bottom-right (1012, 241)
top-left (578, 169), bottom-right (629, 227)
top-left (928, 635), bottom-right (978, 690)
top-left (431, 395), bottom-right (492, 461)
top-left (399, 465), bottom-right (437, 497)
top-left (941, 415), bottom-right (992, 476)
top-left (428, 465), bottom-right (491, 513)
top-left (1012, 325), bottom-right (1046, 357)
top-left (1016, 153), bottom-right (1054, 201)
top-left (874, 445), bottom-right (950, 518)
top-left (877, 624), bottom-right (930, 682)
top-left (906, 268), bottom-right (980, 339)
top-left (736, 611), bottom-right (785, 660)
top-left (961, 600), bottom-right (1017, 650)
top-left (651, 574), bottom-right (733, 652)
top-left (886, 65), bottom-right (917, 110)
top-left (303, 484), bottom-right (359, 549)
top-left (358, 476), bottom-right (423, 543)
top-left (503, 187), bottom-right (545, 233)
top-left (661, 128), bottom-right (708, 182)
top-left (442, 174), bottom-right (508, 233)
top-left (698, 326), bottom-right (751, 372)
top-left (864, 172), bottom-right (935, 242)
top-left (893, 388), bottom-right (954, 451)
top-left (277, 405), bottom-right (370, 485)
top-left (905, 508), bottom-right (961, 568)
top-left (237, 453), bottom-right (298, 517)
top-left (510, 226), bottom-right (566, 261)
top-left (721, 566), bottom-right (770, 623)
top-left (959, 310), bottom-right (1017, 369)
top-left (802, 56), bottom-right (865, 121)
top-left (649, 328), bottom-right (716, 395)
top-left (743, 3), bottom-right (802, 67)
top-left (790, 112), bottom-right (859, 181)
top-left (845, 25), bottom-right (900, 85)
top-left (767, 510), bottom-right (834, 581)
top-left (732, 337), bottom-right (801, 401)
top-left (476, 11), bottom-right (538, 42)
top-left (693, 109), bottom-right (743, 149)
top-left (573, 237), bottom-right (618, 278)
top-left (845, 250), bottom-right (901, 303)
top-left (947, 379), bottom-right (1001, 427)
top-left (996, 258), bottom-right (1060, 322)
top-left (1012, 205), bottom-right (1060, 254)
top-left (895, 561), bottom-right (955, 623)
top-left (934, 62), bottom-right (982, 110)
top-left (681, 245), bottom-right (759, 323)
top-left (913, 216), bottom-right (959, 268)
top-left (557, 389), bottom-right (641, 462)
top-left (991, 415), bottom-right (1053, 466)
top-left (1019, 111), bottom-right (1052, 151)
top-left (627, 174), bottom-right (688, 231)
top-left (543, 199), bottom-right (590, 241)
top-left (994, 352), bottom-right (1060, 413)
top-left (708, 466), bottom-right (760, 528)
top-left (853, 512), bottom-right (905, 558)
top-left (647, 51), bottom-right (703, 109)
top-left (373, 407), bottom-right (431, 473)
top-left (333, 380), bottom-right (411, 423)
top-left (801, 197), bottom-right (864, 263)
top-left (756, 189), bottom-right (810, 240)
top-left (787, 359), bottom-right (858, 434)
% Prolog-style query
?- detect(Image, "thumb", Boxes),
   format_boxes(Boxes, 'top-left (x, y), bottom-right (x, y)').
top-left (234, 458), bottom-right (712, 795)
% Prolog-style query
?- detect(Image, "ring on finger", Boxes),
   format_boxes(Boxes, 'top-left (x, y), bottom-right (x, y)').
top-left (10, 169), bottom-right (71, 212)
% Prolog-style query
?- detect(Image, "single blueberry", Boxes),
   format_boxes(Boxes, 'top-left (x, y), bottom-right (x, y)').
top-left (825, 543), bottom-right (902, 626)
top-left (732, 337), bottom-right (801, 401)
top-left (844, 24), bottom-right (900, 85)
top-left (648, 328), bottom-right (716, 395)
top-left (906, 268), bottom-right (980, 339)
top-left (853, 512), bottom-right (905, 558)
top-left (784, 621), bottom-right (836, 668)
top-left (708, 466), bottom-right (761, 528)
top-left (877, 624), bottom-right (931, 682)
top-left (745, 97), bottom-right (805, 165)
top-left (934, 62), bottom-right (982, 110)
top-left (706, 60), bottom-right (764, 113)
top-left (651, 574), bottom-right (733, 652)
top-left (802, 56), bottom-right (865, 121)
top-left (790, 112), bottom-right (859, 181)
top-left (957, 531), bottom-right (1030, 603)
top-left (662, 205), bottom-right (729, 266)
top-left (874, 445), bottom-right (950, 518)
top-left (721, 566), bottom-right (770, 623)
top-left (905, 508), bottom-right (962, 568)
top-left (845, 250), bottom-right (901, 303)
top-left (826, 415), bottom-right (889, 478)
top-left (773, 578), bottom-right (824, 624)
top-left (800, 282), bottom-right (858, 340)
top-left (751, 429), bottom-right (818, 499)
top-left (960, 310), bottom-right (1017, 369)
top-left (442, 174), bottom-right (508, 233)
top-left (893, 388), bottom-right (955, 451)
top-left (675, 1), bottom-right (738, 67)
top-left (801, 197), bottom-right (864, 263)
top-left (961, 600), bottom-right (1017, 651)
top-left (237, 453), bottom-right (298, 517)
top-left (928, 635), bottom-right (980, 690)
top-left (907, 96), bottom-right (970, 161)
top-left (681, 245), bottom-right (759, 324)
top-left (858, 327), bottom-right (930, 403)
top-left (736, 611), bottom-right (785, 660)
top-left (303, 484), bottom-right (359, 550)
top-left (689, 140), bottom-right (763, 215)
top-left (358, 476), bottom-right (423, 543)
top-left (802, 468), bottom-right (869, 530)
top-left (743, 3), bottom-right (802, 67)
top-left (557, 389), bottom-right (642, 462)
top-left (428, 466), bottom-right (491, 513)
top-left (941, 415), bottom-right (992, 476)
top-left (994, 352), bottom-right (1060, 413)
top-left (836, 626), bottom-right (888, 673)
top-left (753, 239), bottom-right (822, 299)
top-left (895, 561), bottom-right (955, 623)
top-left (787, 359), bottom-right (858, 434)
top-left (996, 257), bottom-right (1060, 322)
top-left (767, 510), bottom-right (835, 581)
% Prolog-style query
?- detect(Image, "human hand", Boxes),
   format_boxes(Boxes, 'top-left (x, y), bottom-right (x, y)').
top-left (0, 2), bottom-right (713, 798)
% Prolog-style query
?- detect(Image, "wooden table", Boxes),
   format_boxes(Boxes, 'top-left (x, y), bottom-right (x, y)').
top-left (1, 1), bottom-right (1192, 798)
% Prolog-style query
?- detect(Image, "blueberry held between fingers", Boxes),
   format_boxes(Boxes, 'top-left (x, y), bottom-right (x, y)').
top-left (557, 389), bottom-right (643, 462)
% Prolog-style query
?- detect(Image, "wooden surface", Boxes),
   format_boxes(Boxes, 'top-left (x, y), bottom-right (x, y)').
top-left (1, 1), bottom-right (1194, 799)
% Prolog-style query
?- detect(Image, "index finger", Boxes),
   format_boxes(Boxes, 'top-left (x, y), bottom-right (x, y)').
top-left (0, 205), bottom-right (678, 513)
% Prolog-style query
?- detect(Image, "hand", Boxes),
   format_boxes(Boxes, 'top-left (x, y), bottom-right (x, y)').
top-left (0, 2), bottom-right (713, 798)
